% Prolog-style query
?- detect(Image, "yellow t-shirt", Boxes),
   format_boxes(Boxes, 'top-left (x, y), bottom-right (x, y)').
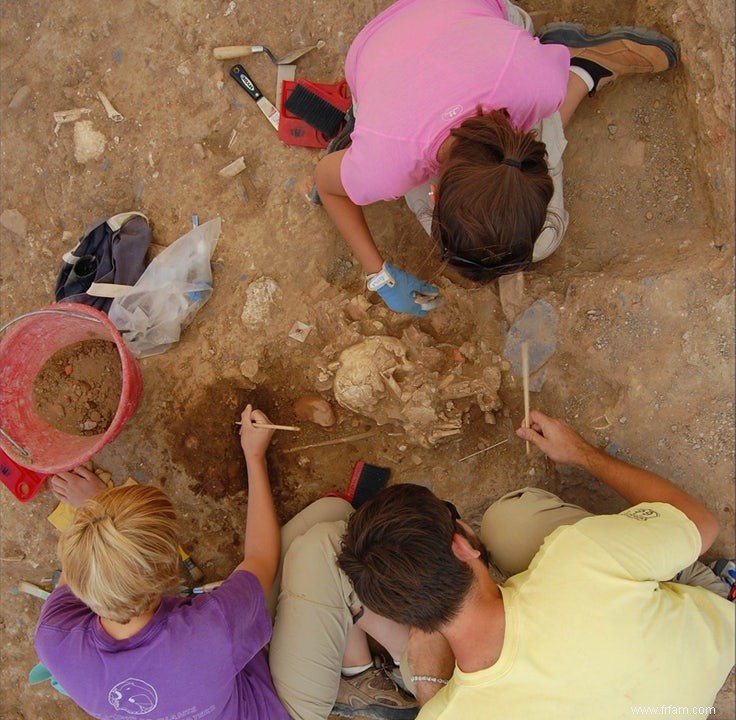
top-left (419, 503), bottom-right (735, 719)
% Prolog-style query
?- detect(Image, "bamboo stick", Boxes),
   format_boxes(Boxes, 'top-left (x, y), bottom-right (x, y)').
top-left (521, 341), bottom-right (530, 455)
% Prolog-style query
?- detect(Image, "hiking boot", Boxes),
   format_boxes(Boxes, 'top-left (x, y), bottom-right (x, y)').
top-left (332, 665), bottom-right (418, 720)
top-left (538, 23), bottom-right (678, 92)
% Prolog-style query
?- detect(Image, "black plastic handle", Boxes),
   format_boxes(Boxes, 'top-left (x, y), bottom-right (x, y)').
top-left (230, 64), bottom-right (262, 101)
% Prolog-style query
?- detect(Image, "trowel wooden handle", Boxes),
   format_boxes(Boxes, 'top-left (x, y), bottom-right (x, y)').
top-left (213, 45), bottom-right (263, 60)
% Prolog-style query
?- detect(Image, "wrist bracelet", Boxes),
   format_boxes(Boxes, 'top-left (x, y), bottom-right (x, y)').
top-left (410, 675), bottom-right (449, 686)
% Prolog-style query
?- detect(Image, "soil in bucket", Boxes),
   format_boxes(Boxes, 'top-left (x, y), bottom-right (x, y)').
top-left (32, 339), bottom-right (122, 436)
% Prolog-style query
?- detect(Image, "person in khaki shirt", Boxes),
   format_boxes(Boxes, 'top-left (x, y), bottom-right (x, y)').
top-left (338, 410), bottom-right (735, 719)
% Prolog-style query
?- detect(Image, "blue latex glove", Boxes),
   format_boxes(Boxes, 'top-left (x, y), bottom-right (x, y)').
top-left (375, 262), bottom-right (440, 316)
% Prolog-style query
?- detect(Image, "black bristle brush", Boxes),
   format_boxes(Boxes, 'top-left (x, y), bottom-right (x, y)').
top-left (284, 82), bottom-right (346, 138)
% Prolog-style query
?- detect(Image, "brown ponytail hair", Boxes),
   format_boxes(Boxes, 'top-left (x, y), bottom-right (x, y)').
top-left (432, 108), bottom-right (553, 281)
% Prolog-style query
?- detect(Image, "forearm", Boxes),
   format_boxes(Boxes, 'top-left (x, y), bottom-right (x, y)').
top-left (315, 150), bottom-right (383, 273)
top-left (407, 630), bottom-right (454, 706)
top-left (240, 455), bottom-right (280, 588)
top-left (520, 411), bottom-right (720, 553)
top-left (321, 193), bottom-right (383, 273)
top-left (579, 446), bottom-right (719, 552)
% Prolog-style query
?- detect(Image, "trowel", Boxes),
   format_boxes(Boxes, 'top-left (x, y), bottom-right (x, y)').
top-left (215, 41), bottom-right (325, 108)
top-left (213, 40), bottom-right (325, 63)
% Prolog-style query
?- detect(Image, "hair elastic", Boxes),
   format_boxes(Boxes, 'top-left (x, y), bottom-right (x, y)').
top-left (501, 158), bottom-right (522, 169)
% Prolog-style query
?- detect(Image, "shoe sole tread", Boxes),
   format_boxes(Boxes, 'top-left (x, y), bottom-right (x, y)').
top-left (538, 22), bottom-right (679, 68)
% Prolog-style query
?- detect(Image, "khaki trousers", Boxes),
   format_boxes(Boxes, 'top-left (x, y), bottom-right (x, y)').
top-left (269, 498), bottom-right (358, 720)
top-left (480, 487), bottom-right (727, 596)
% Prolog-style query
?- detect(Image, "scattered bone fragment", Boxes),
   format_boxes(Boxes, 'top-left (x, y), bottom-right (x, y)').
top-left (218, 156), bottom-right (246, 178)
top-left (53, 107), bottom-right (91, 133)
top-left (97, 91), bottom-right (124, 122)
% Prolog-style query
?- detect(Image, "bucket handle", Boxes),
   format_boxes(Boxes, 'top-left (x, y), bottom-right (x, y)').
top-left (0, 427), bottom-right (30, 458)
top-left (0, 308), bottom-right (104, 461)
top-left (0, 308), bottom-right (103, 335)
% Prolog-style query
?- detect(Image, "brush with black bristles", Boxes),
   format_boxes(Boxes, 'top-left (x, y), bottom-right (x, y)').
top-left (284, 82), bottom-right (347, 138)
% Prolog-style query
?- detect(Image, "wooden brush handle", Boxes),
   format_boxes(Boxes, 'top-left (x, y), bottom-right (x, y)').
top-left (213, 45), bottom-right (263, 60)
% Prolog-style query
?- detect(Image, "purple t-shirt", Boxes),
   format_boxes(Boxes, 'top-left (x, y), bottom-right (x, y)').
top-left (341, 0), bottom-right (570, 204)
top-left (35, 570), bottom-right (290, 720)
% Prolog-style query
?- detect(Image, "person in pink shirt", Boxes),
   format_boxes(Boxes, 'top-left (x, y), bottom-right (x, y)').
top-left (314, 0), bottom-right (679, 315)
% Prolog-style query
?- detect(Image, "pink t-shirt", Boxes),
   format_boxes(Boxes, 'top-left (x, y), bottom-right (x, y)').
top-left (341, 0), bottom-right (570, 205)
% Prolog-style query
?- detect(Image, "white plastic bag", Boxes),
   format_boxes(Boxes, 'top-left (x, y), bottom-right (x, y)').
top-left (109, 217), bottom-right (221, 357)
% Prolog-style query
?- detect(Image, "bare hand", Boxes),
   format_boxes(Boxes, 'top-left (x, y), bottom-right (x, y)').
top-left (239, 404), bottom-right (274, 461)
top-left (49, 466), bottom-right (107, 508)
top-left (516, 409), bottom-right (595, 467)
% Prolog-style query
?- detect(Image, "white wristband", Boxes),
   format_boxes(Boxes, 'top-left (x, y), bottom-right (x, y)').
top-left (366, 263), bottom-right (395, 291)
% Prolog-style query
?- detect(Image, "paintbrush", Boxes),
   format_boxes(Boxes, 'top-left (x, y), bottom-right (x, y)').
top-left (234, 422), bottom-right (301, 432)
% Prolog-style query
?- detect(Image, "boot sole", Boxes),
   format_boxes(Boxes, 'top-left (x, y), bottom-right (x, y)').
top-left (538, 22), bottom-right (679, 69)
top-left (332, 702), bottom-right (418, 720)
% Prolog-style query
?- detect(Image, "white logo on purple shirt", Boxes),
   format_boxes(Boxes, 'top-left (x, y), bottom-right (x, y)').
top-left (108, 678), bottom-right (158, 715)
top-left (442, 105), bottom-right (463, 121)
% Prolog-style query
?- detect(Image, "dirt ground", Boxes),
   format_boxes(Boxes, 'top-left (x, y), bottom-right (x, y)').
top-left (1, 0), bottom-right (734, 718)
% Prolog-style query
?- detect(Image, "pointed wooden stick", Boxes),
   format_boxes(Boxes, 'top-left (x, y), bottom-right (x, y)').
top-left (283, 430), bottom-right (379, 454)
top-left (458, 439), bottom-right (509, 463)
top-left (521, 341), bottom-right (530, 455)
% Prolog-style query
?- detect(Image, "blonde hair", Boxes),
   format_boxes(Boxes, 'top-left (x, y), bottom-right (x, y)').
top-left (59, 485), bottom-right (180, 623)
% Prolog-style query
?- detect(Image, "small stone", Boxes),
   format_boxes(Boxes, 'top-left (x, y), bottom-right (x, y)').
top-left (8, 85), bottom-right (31, 111)
top-left (293, 395), bottom-right (336, 427)
top-left (618, 416), bottom-right (628, 424)
top-left (607, 124), bottom-right (617, 135)
top-left (64, 364), bottom-right (73, 376)
top-left (646, 212), bottom-right (653, 221)
top-left (192, 143), bottom-right (206, 160)
top-left (0, 209), bottom-right (28, 238)
top-left (81, 420), bottom-right (98, 431)
top-left (184, 435), bottom-right (199, 450)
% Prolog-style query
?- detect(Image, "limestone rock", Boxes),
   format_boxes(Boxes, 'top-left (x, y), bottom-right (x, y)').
top-left (73, 120), bottom-right (106, 163)
top-left (240, 277), bottom-right (280, 330)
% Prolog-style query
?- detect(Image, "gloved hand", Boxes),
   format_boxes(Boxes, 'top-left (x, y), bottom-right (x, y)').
top-left (373, 262), bottom-right (440, 316)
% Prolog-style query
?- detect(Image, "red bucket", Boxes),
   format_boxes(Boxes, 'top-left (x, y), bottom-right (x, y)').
top-left (0, 303), bottom-right (142, 474)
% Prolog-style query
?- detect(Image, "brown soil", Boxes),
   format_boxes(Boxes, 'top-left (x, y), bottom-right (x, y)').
top-left (0, 0), bottom-right (733, 718)
top-left (33, 340), bottom-right (122, 436)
